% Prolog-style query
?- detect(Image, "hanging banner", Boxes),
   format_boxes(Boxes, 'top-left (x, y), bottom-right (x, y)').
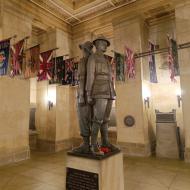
top-left (51, 56), bottom-right (65, 84)
top-left (38, 50), bottom-right (53, 81)
top-left (24, 45), bottom-right (40, 78)
top-left (124, 46), bottom-right (135, 79)
top-left (50, 56), bottom-right (79, 85)
top-left (72, 61), bottom-right (79, 86)
top-left (149, 41), bottom-right (158, 83)
top-left (10, 39), bottom-right (25, 77)
top-left (0, 39), bottom-right (10, 76)
top-left (167, 36), bottom-right (179, 82)
top-left (171, 38), bottom-right (180, 76)
top-left (63, 58), bottom-right (74, 85)
top-left (114, 52), bottom-right (125, 81)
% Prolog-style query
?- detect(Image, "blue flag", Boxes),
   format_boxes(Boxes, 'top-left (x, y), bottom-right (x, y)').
top-left (0, 39), bottom-right (10, 76)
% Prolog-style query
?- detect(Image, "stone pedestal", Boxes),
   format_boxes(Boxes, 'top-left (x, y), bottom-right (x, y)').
top-left (65, 152), bottom-right (124, 190)
top-left (156, 123), bottom-right (179, 159)
top-left (29, 130), bottom-right (38, 150)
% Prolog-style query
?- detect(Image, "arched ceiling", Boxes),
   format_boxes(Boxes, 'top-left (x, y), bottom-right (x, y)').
top-left (28, 0), bottom-right (138, 26)
top-left (28, 0), bottom-right (180, 28)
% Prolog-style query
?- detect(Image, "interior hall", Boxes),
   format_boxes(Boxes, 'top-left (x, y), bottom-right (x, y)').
top-left (0, 0), bottom-right (190, 190)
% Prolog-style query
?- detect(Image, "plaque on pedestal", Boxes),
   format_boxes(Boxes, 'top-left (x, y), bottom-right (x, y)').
top-left (64, 152), bottom-right (124, 190)
top-left (66, 168), bottom-right (98, 190)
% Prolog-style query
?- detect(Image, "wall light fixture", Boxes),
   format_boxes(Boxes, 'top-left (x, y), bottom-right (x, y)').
top-left (144, 97), bottom-right (150, 108)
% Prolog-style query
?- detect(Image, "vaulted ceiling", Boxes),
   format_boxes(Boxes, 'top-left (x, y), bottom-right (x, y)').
top-left (28, 0), bottom-right (178, 28)
top-left (29, 0), bottom-right (139, 26)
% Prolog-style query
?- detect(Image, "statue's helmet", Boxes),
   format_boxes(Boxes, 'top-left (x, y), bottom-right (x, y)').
top-left (92, 35), bottom-right (110, 47)
top-left (79, 41), bottom-right (93, 52)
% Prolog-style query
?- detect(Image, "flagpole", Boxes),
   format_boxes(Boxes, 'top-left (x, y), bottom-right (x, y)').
top-left (0, 35), bottom-right (17, 42)
top-left (40, 47), bottom-right (59, 54)
top-left (8, 35), bottom-right (17, 41)
top-left (111, 41), bottom-right (190, 60)
top-left (25, 44), bottom-right (40, 51)
top-left (24, 36), bottom-right (30, 40)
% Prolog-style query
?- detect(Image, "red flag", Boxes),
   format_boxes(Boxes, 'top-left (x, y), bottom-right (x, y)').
top-left (24, 45), bottom-right (40, 79)
top-left (10, 39), bottom-right (24, 77)
top-left (124, 46), bottom-right (135, 79)
top-left (38, 50), bottom-right (53, 81)
top-left (30, 45), bottom-right (40, 74)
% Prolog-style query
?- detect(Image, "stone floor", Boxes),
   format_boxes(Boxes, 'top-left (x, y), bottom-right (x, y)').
top-left (0, 151), bottom-right (190, 190)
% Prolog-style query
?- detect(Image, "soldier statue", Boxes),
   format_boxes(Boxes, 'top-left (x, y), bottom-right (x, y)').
top-left (86, 36), bottom-right (119, 154)
top-left (73, 41), bottom-right (93, 154)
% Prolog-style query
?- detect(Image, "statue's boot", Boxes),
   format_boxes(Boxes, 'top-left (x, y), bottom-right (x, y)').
top-left (91, 123), bottom-right (104, 155)
top-left (100, 124), bottom-right (120, 152)
top-left (72, 136), bottom-right (90, 154)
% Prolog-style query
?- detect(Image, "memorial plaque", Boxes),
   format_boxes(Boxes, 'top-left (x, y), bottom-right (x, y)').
top-left (66, 167), bottom-right (99, 190)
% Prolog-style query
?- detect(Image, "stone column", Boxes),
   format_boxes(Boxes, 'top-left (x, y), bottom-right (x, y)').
top-left (56, 85), bottom-right (80, 151)
top-left (113, 17), bottom-right (150, 157)
top-left (35, 81), bottom-right (56, 151)
top-left (175, 2), bottom-right (190, 162)
top-left (0, 77), bottom-right (30, 166)
top-left (35, 82), bottom-right (80, 152)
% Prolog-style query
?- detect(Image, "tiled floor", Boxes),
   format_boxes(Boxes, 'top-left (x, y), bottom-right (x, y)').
top-left (0, 151), bottom-right (190, 190)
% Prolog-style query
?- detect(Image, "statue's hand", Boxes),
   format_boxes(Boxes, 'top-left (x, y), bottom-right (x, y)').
top-left (87, 95), bottom-right (94, 105)
top-left (78, 96), bottom-right (85, 105)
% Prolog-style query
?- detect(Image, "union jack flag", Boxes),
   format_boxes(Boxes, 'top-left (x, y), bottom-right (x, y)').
top-left (10, 39), bottom-right (25, 77)
top-left (38, 50), bottom-right (53, 81)
top-left (167, 35), bottom-right (178, 82)
top-left (124, 46), bottom-right (135, 79)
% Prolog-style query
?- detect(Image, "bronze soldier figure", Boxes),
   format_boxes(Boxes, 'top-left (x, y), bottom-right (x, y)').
top-left (86, 36), bottom-right (118, 154)
top-left (73, 41), bottom-right (93, 154)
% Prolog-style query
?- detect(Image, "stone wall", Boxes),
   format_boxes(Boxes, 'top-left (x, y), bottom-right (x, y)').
top-left (143, 19), bottom-right (184, 152)
top-left (175, 2), bottom-right (190, 162)
top-left (0, 77), bottom-right (30, 166)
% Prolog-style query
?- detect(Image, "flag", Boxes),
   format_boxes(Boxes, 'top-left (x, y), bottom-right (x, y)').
top-left (149, 41), bottom-right (158, 83)
top-left (30, 45), bottom-right (40, 74)
top-left (24, 45), bottom-right (40, 78)
top-left (0, 39), bottom-right (10, 76)
top-left (37, 50), bottom-right (53, 81)
top-left (72, 61), bottom-right (79, 86)
top-left (10, 39), bottom-right (25, 77)
top-left (167, 36), bottom-right (179, 82)
top-left (63, 58), bottom-right (74, 85)
top-left (114, 52), bottom-right (125, 81)
top-left (124, 46), bottom-right (135, 79)
top-left (51, 56), bottom-right (65, 84)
